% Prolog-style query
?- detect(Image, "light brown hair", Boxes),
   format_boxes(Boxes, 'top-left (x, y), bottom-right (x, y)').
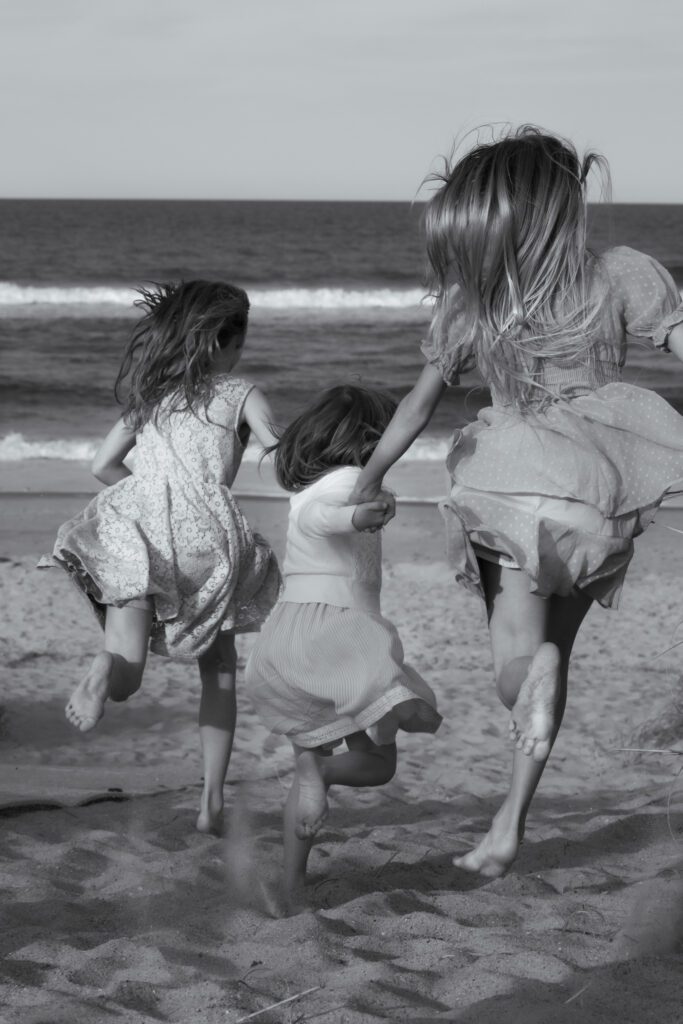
top-left (424, 125), bottom-right (610, 408)
top-left (116, 280), bottom-right (249, 429)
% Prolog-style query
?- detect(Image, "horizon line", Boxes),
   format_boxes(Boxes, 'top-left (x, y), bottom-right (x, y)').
top-left (0, 196), bottom-right (681, 206)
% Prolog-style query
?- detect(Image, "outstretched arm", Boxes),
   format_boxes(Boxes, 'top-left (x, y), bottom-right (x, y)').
top-left (349, 363), bottom-right (446, 503)
top-left (91, 418), bottom-right (136, 485)
top-left (241, 387), bottom-right (279, 450)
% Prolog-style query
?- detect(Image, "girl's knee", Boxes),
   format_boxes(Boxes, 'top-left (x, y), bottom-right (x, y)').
top-left (215, 632), bottom-right (236, 658)
top-left (496, 688), bottom-right (514, 711)
top-left (495, 654), bottom-right (534, 709)
top-left (199, 634), bottom-right (237, 678)
top-left (109, 672), bottom-right (143, 702)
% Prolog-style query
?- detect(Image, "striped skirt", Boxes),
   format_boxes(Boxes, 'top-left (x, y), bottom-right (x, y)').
top-left (244, 601), bottom-right (442, 749)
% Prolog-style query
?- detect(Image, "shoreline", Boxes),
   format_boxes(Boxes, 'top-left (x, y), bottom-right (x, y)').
top-left (4, 457), bottom-right (683, 565)
top-left (0, 456), bottom-right (451, 502)
top-left (3, 455), bottom-right (683, 505)
top-left (5, 455), bottom-right (683, 563)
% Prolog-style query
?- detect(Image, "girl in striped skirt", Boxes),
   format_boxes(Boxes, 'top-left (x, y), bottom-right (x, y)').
top-left (245, 384), bottom-right (441, 894)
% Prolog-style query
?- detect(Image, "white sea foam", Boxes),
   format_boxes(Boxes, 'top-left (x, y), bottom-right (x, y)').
top-left (4, 279), bottom-right (679, 313)
top-left (0, 433), bottom-right (102, 462)
top-left (0, 281), bottom-right (427, 312)
top-left (253, 287), bottom-right (426, 310)
top-left (0, 432), bottom-right (448, 464)
top-left (0, 283), bottom-right (139, 307)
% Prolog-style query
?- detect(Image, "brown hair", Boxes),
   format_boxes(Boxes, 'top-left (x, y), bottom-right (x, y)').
top-left (115, 280), bottom-right (249, 429)
top-left (272, 384), bottom-right (397, 492)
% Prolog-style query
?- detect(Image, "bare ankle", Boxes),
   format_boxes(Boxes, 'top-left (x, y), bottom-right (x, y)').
top-left (201, 787), bottom-right (224, 809)
top-left (196, 789), bottom-right (224, 836)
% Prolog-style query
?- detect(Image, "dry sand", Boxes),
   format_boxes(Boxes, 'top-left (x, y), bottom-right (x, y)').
top-left (1, 465), bottom-right (682, 1022)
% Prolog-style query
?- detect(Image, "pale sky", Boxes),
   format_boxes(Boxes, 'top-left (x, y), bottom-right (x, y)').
top-left (1, 0), bottom-right (681, 201)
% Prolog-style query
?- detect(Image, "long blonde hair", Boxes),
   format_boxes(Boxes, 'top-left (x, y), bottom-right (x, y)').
top-left (424, 125), bottom-right (611, 409)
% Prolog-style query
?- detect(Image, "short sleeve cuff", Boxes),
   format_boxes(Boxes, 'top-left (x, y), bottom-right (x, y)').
top-left (653, 305), bottom-right (683, 351)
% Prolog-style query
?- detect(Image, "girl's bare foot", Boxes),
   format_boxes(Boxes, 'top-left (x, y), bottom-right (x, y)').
top-left (196, 792), bottom-right (224, 837)
top-left (294, 750), bottom-right (329, 839)
top-left (454, 808), bottom-right (524, 878)
top-left (65, 652), bottom-right (114, 731)
top-left (509, 642), bottom-right (561, 762)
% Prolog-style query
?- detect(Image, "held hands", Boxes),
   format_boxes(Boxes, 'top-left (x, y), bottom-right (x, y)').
top-left (351, 489), bottom-right (396, 533)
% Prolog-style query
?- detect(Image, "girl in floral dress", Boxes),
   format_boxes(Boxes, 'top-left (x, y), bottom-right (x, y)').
top-left (350, 126), bottom-right (683, 877)
top-left (44, 281), bottom-right (282, 835)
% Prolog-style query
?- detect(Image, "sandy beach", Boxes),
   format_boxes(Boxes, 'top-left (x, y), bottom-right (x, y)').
top-left (1, 462), bottom-right (682, 1023)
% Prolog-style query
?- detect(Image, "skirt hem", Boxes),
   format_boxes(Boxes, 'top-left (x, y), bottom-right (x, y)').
top-left (290, 685), bottom-right (443, 748)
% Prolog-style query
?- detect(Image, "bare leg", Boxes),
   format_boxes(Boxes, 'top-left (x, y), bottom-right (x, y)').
top-left (454, 560), bottom-right (591, 877)
top-left (283, 749), bottom-right (323, 899)
top-left (509, 642), bottom-right (562, 761)
top-left (284, 733), bottom-right (397, 893)
top-left (196, 633), bottom-right (237, 836)
top-left (65, 604), bottom-right (152, 731)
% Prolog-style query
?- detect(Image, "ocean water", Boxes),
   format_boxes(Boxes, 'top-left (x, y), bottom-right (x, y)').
top-left (2, 199), bottom-right (683, 465)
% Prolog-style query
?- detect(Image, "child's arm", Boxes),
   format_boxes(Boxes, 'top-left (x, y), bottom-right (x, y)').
top-left (299, 497), bottom-right (392, 537)
top-left (349, 363), bottom-right (446, 503)
top-left (298, 474), bottom-right (393, 537)
top-left (241, 388), bottom-right (279, 450)
top-left (91, 418), bottom-right (136, 485)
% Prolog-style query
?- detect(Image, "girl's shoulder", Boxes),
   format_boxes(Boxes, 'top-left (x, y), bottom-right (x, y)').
top-left (292, 466), bottom-right (360, 505)
top-left (595, 246), bottom-right (668, 286)
top-left (598, 245), bottom-right (644, 264)
top-left (594, 245), bottom-right (679, 293)
top-left (594, 247), bottom-right (682, 341)
top-left (212, 374), bottom-right (255, 400)
top-left (310, 466), bottom-right (360, 491)
top-left (208, 375), bottom-right (256, 416)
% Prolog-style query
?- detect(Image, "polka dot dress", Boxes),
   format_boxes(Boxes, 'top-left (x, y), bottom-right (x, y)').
top-left (423, 247), bottom-right (683, 608)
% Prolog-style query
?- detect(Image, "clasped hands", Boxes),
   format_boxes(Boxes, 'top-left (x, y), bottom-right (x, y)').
top-left (350, 486), bottom-right (396, 534)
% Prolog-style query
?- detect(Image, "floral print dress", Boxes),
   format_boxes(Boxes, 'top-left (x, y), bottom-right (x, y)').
top-left (45, 376), bottom-right (281, 660)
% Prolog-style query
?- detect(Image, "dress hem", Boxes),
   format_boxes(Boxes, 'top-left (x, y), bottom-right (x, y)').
top-left (290, 685), bottom-right (442, 748)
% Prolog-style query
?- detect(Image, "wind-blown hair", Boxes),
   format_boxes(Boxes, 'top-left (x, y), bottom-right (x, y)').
top-left (272, 384), bottom-right (397, 492)
top-left (115, 280), bottom-right (250, 429)
top-left (424, 125), bottom-right (611, 409)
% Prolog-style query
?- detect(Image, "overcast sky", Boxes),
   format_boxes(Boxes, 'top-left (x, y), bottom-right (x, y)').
top-left (1, 0), bottom-right (681, 201)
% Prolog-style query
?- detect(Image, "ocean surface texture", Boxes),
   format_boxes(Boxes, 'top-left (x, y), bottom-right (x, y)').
top-left (2, 200), bottom-right (683, 464)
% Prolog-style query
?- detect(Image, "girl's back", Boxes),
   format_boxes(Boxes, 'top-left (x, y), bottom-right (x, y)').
top-left (135, 375), bottom-right (252, 491)
top-left (531, 245), bottom-right (680, 396)
top-left (348, 124), bottom-right (683, 880)
top-left (416, 128), bottom-right (683, 607)
top-left (46, 282), bottom-right (281, 662)
top-left (46, 278), bottom-right (282, 839)
top-left (424, 245), bottom-right (682, 406)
